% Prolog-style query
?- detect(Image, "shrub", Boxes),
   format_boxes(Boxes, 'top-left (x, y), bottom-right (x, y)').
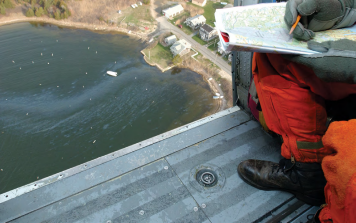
top-left (142, 0), bottom-right (150, 4)
top-left (172, 55), bottom-right (182, 65)
top-left (0, 4), bottom-right (5, 15)
top-left (3, 0), bottom-right (13, 8)
top-left (35, 6), bottom-right (44, 17)
top-left (54, 8), bottom-right (60, 20)
top-left (26, 8), bottom-right (34, 17)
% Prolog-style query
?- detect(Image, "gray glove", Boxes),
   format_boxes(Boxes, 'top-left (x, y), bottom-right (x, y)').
top-left (285, 0), bottom-right (356, 41)
top-left (285, 39), bottom-right (356, 83)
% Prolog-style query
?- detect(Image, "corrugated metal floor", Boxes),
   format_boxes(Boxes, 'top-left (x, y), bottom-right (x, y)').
top-left (0, 107), bottom-right (318, 223)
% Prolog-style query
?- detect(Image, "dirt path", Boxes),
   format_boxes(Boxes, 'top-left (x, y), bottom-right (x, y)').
top-left (149, 0), bottom-right (159, 19)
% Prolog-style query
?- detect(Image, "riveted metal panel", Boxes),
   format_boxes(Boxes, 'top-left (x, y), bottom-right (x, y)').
top-left (165, 121), bottom-right (295, 223)
top-left (10, 159), bottom-right (210, 223)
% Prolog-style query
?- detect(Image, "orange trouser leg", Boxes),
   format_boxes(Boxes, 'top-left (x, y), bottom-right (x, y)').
top-left (319, 120), bottom-right (356, 223)
top-left (252, 53), bottom-right (334, 163)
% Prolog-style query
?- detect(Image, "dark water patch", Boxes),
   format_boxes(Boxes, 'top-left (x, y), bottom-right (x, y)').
top-left (0, 23), bottom-right (217, 193)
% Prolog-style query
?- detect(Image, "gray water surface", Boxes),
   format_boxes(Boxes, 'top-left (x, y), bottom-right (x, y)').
top-left (0, 23), bottom-right (217, 193)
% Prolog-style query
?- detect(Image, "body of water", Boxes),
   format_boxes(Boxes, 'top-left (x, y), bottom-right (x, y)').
top-left (0, 23), bottom-right (217, 193)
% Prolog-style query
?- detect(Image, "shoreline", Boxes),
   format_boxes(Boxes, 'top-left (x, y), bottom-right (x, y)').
top-left (179, 61), bottom-right (226, 114)
top-left (0, 15), bottom-right (229, 113)
top-left (0, 16), bottom-right (150, 40)
top-left (140, 46), bottom-right (226, 113)
top-left (141, 51), bottom-right (175, 73)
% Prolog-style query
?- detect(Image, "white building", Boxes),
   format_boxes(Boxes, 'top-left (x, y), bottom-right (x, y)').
top-left (192, 0), bottom-right (207, 7)
top-left (199, 24), bottom-right (218, 42)
top-left (170, 39), bottom-right (191, 57)
top-left (162, 4), bottom-right (184, 19)
top-left (185, 15), bottom-right (206, 30)
top-left (165, 35), bottom-right (177, 46)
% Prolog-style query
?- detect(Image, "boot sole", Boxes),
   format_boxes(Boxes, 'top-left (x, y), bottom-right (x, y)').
top-left (237, 170), bottom-right (325, 206)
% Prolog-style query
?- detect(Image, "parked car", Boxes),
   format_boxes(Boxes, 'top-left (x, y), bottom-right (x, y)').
top-left (178, 24), bottom-right (182, 28)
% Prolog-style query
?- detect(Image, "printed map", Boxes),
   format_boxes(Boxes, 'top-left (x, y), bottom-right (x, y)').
top-left (215, 3), bottom-right (356, 54)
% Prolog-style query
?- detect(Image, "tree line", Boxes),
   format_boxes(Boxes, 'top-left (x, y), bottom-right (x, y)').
top-left (24, 0), bottom-right (71, 19)
top-left (0, 0), bottom-right (71, 19)
top-left (0, 0), bottom-right (14, 15)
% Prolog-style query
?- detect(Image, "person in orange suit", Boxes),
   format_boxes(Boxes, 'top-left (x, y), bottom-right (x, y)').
top-left (237, 0), bottom-right (356, 219)
top-left (310, 120), bottom-right (356, 223)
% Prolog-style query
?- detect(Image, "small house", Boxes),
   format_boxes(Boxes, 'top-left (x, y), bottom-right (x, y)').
top-left (185, 15), bottom-right (206, 30)
top-left (138, 2), bottom-right (142, 5)
top-left (162, 4), bottom-right (184, 19)
top-left (165, 35), bottom-right (177, 46)
top-left (192, 0), bottom-right (207, 7)
top-left (170, 39), bottom-right (191, 57)
top-left (199, 24), bottom-right (218, 42)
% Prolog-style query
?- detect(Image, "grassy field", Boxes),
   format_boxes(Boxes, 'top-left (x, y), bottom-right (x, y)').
top-left (203, 1), bottom-right (224, 27)
top-left (118, 5), bottom-right (154, 28)
top-left (142, 43), bottom-right (173, 69)
top-left (192, 34), bottom-right (207, 45)
top-left (181, 23), bottom-right (193, 35)
top-left (208, 40), bottom-right (219, 51)
top-left (185, 1), bottom-right (225, 27)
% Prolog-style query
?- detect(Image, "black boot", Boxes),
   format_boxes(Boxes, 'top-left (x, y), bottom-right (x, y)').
top-left (237, 159), bottom-right (326, 206)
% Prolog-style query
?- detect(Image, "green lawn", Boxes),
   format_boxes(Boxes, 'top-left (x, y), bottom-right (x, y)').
top-left (203, 1), bottom-right (224, 27)
top-left (208, 40), bottom-right (219, 51)
top-left (192, 34), bottom-right (207, 45)
top-left (119, 5), bottom-right (154, 26)
top-left (142, 43), bottom-right (173, 69)
top-left (181, 23), bottom-right (193, 35)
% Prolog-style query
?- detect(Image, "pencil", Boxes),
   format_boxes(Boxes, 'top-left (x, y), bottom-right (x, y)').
top-left (289, 15), bottom-right (302, 35)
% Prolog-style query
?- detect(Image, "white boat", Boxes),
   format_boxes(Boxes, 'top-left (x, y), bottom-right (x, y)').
top-left (107, 71), bottom-right (117, 76)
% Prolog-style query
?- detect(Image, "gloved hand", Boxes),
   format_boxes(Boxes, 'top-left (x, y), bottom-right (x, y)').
top-left (284, 0), bottom-right (356, 41)
top-left (284, 39), bottom-right (356, 83)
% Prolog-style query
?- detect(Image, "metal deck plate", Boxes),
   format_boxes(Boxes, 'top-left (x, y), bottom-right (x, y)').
top-left (166, 121), bottom-right (294, 223)
top-left (10, 159), bottom-right (210, 223)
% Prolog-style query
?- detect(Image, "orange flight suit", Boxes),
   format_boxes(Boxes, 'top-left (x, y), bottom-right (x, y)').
top-left (252, 53), bottom-right (356, 163)
top-left (319, 120), bottom-right (356, 223)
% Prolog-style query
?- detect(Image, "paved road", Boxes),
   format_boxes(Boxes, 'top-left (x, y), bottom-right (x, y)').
top-left (156, 16), bottom-right (231, 75)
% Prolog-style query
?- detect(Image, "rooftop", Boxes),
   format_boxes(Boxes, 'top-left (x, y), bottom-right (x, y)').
top-left (186, 15), bottom-right (206, 25)
top-left (193, 0), bottom-right (206, 3)
top-left (162, 4), bottom-right (184, 15)
top-left (200, 24), bottom-right (215, 33)
top-left (165, 35), bottom-right (177, 40)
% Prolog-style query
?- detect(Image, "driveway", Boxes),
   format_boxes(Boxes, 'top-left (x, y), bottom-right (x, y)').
top-left (156, 16), bottom-right (231, 75)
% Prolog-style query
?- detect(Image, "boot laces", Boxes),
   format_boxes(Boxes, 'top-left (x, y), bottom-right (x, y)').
top-left (271, 159), bottom-right (300, 185)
